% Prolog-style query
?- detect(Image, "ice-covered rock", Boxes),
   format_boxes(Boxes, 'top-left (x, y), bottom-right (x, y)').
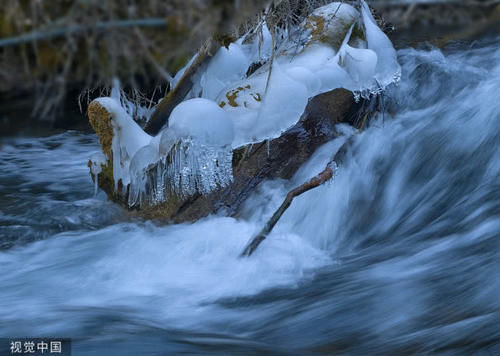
top-left (128, 144), bottom-right (160, 207)
top-left (150, 98), bottom-right (235, 203)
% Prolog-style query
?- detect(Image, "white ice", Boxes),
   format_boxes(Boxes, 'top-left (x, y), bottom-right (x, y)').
top-left (360, 0), bottom-right (401, 89)
top-left (95, 97), bottom-right (152, 190)
top-left (167, 98), bottom-right (234, 146)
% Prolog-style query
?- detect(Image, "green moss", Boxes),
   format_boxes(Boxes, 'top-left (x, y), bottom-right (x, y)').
top-left (305, 15), bottom-right (326, 38)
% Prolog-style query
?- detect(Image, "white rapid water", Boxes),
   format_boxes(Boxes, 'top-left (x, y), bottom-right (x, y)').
top-left (1, 37), bottom-right (500, 354)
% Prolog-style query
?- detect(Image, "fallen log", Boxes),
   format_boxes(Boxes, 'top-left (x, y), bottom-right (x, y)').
top-left (87, 1), bottom-right (387, 224)
top-left (88, 88), bottom-right (368, 222)
top-left (0, 18), bottom-right (169, 48)
top-left (142, 89), bottom-right (365, 222)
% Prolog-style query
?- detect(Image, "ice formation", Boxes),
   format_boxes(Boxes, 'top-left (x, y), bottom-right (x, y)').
top-left (89, 152), bottom-right (107, 195)
top-left (360, 0), bottom-right (401, 89)
top-left (148, 99), bottom-right (234, 205)
top-left (168, 98), bottom-right (234, 146)
top-left (110, 79), bottom-right (155, 124)
top-left (90, 96), bottom-right (235, 208)
top-left (95, 97), bottom-right (153, 191)
top-left (90, 1), bottom-right (401, 208)
top-left (190, 1), bottom-right (401, 145)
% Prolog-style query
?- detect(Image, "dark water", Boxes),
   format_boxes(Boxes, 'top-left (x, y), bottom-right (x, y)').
top-left (1, 38), bottom-right (500, 355)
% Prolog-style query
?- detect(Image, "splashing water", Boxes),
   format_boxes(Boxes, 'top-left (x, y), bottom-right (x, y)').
top-left (1, 37), bottom-right (500, 354)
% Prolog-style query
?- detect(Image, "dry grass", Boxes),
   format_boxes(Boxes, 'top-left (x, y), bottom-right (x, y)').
top-left (0, 0), bottom-right (263, 119)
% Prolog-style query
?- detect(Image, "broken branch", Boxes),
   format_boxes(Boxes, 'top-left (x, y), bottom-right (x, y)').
top-left (240, 136), bottom-right (354, 257)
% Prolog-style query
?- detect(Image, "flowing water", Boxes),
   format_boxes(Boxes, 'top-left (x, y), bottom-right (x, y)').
top-left (1, 37), bottom-right (500, 355)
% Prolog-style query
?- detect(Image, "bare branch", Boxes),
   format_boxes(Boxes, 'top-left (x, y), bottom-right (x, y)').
top-left (240, 135), bottom-right (354, 257)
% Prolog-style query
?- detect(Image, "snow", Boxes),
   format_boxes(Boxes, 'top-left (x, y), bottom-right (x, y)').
top-left (255, 63), bottom-right (310, 141)
top-left (285, 66), bottom-right (321, 94)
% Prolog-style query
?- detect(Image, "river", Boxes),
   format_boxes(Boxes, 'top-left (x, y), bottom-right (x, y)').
top-left (1, 36), bottom-right (499, 354)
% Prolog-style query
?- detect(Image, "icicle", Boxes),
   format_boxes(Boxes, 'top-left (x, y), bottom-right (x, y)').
top-left (89, 152), bottom-right (106, 197)
top-left (166, 138), bottom-right (234, 198)
top-left (127, 137), bottom-right (233, 208)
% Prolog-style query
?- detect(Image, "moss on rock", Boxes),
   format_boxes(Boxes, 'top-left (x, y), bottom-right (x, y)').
top-left (88, 100), bottom-right (114, 159)
top-left (87, 100), bottom-right (129, 204)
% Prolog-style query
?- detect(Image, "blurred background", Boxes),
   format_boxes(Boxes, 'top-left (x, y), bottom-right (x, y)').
top-left (0, 0), bottom-right (498, 135)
